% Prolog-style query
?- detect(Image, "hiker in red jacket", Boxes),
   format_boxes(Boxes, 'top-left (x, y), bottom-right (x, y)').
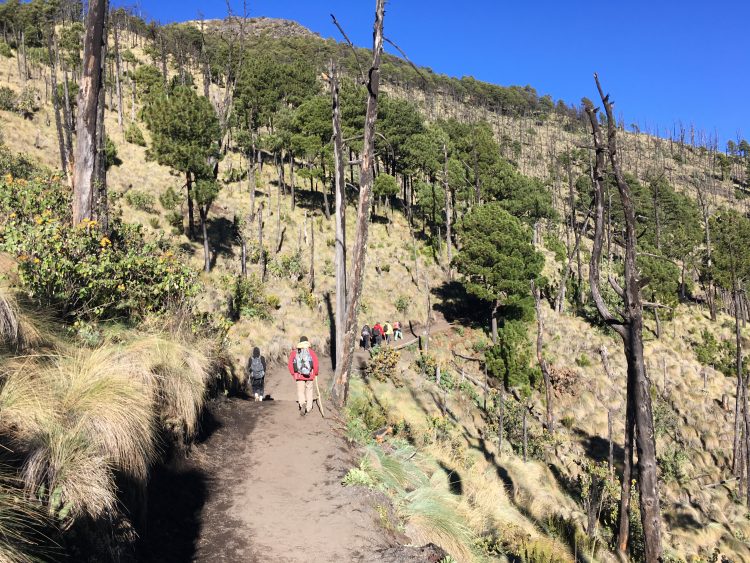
top-left (288, 336), bottom-right (320, 416)
top-left (372, 322), bottom-right (385, 347)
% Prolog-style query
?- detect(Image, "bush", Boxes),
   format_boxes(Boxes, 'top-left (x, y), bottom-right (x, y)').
top-left (575, 353), bottom-right (591, 367)
top-left (15, 86), bottom-right (38, 119)
top-left (294, 287), bottom-right (316, 309)
top-left (394, 294), bottom-right (409, 315)
top-left (0, 86), bottom-right (15, 111)
top-left (124, 122), bottom-right (146, 146)
top-left (346, 391), bottom-right (388, 443)
top-left (159, 186), bottom-right (182, 211)
top-left (269, 251), bottom-right (306, 280)
top-left (0, 174), bottom-right (198, 321)
top-left (104, 136), bottom-right (120, 169)
top-left (366, 346), bottom-right (401, 384)
top-left (166, 210), bottom-right (183, 234)
top-left (125, 189), bottom-right (156, 212)
top-left (658, 445), bottom-right (689, 485)
top-left (148, 217), bottom-right (160, 229)
top-left (0, 41), bottom-right (12, 58)
top-left (231, 275), bottom-right (272, 320)
top-left (486, 320), bottom-right (536, 393)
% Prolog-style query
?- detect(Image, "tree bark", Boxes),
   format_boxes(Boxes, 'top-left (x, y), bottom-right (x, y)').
top-left (587, 76), bottom-right (662, 562)
top-left (533, 281), bottom-right (554, 432)
top-left (72, 0), bottom-right (108, 225)
top-left (443, 142), bottom-right (453, 277)
top-left (186, 171), bottom-right (195, 237)
top-left (93, 24), bottom-right (108, 231)
top-left (113, 19), bottom-right (124, 131)
top-left (332, 62), bottom-right (347, 373)
top-left (48, 35), bottom-right (68, 175)
top-left (332, 0), bottom-right (385, 407)
top-left (258, 204), bottom-right (266, 282)
top-left (200, 206), bottom-right (211, 273)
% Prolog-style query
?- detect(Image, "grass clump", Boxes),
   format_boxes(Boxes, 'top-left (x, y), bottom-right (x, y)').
top-left (125, 189), bottom-right (156, 213)
top-left (124, 122), bottom-right (146, 146)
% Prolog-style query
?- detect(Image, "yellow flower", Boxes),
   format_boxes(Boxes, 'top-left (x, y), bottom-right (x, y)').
top-left (4, 174), bottom-right (12, 184)
top-left (33, 258), bottom-right (40, 264)
top-left (34, 216), bottom-right (43, 225)
top-left (117, 284), bottom-right (125, 292)
top-left (100, 236), bottom-right (111, 247)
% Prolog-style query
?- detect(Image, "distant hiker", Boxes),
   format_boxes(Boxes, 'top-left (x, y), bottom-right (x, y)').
top-left (247, 347), bottom-right (267, 401)
top-left (372, 322), bottom-right (384, 347)
top-left (361, 325), bottom-right (372, 350)
top-left (288, 336), bottom-right (320, 416)
top-left (393, 321), bottom-right (403, 341)
top-left (383, 321), bottom-right (393, 344)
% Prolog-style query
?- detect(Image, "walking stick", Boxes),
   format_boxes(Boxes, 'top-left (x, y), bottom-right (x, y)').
top-left (314, 377), bottom-right (326, 418)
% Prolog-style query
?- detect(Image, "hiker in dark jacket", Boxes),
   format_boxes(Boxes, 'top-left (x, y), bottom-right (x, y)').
top-left (288, 336), bottom-right (320, 416)
top-left (372, 322), bottom-right (384, 347)
top-left (361, 325), bottom-right (372, 350)
top-left (247, 347), bottom-right (267, 401)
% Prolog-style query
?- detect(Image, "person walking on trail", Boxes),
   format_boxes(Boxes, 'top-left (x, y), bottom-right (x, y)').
top-left (372, 322), bottom-right (384, 347)
top-left (361, 325), bottom-right (372, 350)
top-left (393, 320), bottom-right (403, 341)
top-left (288, 336), bottom-right (320, 416)
top-left (383, 321), bottom-right (394, 345)
top-left (247, 347), bottom-right (267, 401)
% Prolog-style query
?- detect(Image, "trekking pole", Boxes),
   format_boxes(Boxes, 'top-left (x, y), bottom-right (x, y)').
top-left (314, 377), bottom-right (326, 418)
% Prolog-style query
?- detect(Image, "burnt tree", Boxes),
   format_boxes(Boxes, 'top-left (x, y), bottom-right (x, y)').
top-left (585, 75), bottom-right (662, 562)
top-left (332, 0), bottom-right (385, 407)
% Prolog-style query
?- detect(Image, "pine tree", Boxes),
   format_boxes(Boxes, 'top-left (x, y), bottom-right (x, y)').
top-left (143, 85), bottom-right (220, 237)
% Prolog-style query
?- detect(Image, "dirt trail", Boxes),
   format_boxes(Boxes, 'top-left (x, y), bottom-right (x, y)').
top-left (142, 364), bottom-right (387, 563)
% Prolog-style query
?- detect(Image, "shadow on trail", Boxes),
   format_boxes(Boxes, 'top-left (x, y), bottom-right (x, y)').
top-left (138, 396), bottom-right (263, 562)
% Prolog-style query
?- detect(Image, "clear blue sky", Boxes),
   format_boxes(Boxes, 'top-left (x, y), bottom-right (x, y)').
top-left (121, 0), bottom-right (748, 146)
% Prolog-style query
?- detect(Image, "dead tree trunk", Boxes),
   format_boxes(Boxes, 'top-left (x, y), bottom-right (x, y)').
top-left (332, 0), bottom-right (385, 407)
top-left (113, 19), bottom-right (124, 131)
top-left (72, 0), bottom-right (108, 225)
top-left (332, 62), bottom-right (347, 372)
top-left (258, 204), bottom-right (266, 282)
top-left (586, 75), bottom-right (663, 562)
top-left (443, 142), bottom-right (453, 277)
top-left (48, 35), bottom-right (68, 175)
top-left (93, 22), bottom-right (108, 231)
top-left (533, 280), bottom-right (554, 432)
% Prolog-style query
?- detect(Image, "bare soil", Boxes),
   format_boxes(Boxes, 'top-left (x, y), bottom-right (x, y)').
top-left (140, 364), bottom-right (388, 563)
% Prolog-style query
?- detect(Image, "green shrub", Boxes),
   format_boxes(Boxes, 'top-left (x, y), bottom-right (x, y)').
top-left (124, 122), bottom-right (146, 146)
top-left (342, 465), bottom-right (375, 488)
top-left (148, 217), bottom-right (160, 229)
top-left (231, 274), bottom-right (272, 320)
top-left (14, 86), bottom-right (38, 118)
top-left (0, 41), bottom-right (12, 58)
top-left (0, 86), bottom-right (15, 111)
top-left (125, 189), bottom-right (156, 212)
top-left (394, 294), bottom-right (409, 315)
top-left (269, 251), bottom-right (306, 280)
top-left (104, 136), bottom-right (120, 169)
top-left (486, 320), bottom-right (536, 392)
top-left (544, 233), bottom-right (567, 264)
top-left (652, 395), bottom-right (679, 439)
top-left (0, 169), bottom-right (197, 321)
top-left (366, 346), bottom-right (401, 384)
top-left (575, 353), bottom-right (591, 367)
top-left (658, 445), bottom-right (689, 485)
top-left (346, 391), bottom-right (387, 443)
top-left (159, 186), bottom-right (182, 211)
top-left (294, 287), bottom-right (316, 309)
top-left (166, 210), bottom-right (183, 233)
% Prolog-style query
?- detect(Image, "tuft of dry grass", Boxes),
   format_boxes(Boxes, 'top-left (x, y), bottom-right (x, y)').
top-left (126, 334), bottom-right (211, 442)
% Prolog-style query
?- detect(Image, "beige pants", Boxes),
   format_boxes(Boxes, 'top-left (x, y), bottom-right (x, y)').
top-left (297, 380), bottom-right (314, 411)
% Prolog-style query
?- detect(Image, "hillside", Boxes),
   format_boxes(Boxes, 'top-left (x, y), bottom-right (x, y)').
top-left (1, 7), bottom-right (750, 563)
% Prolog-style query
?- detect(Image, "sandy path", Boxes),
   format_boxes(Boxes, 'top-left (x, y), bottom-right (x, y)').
top-left (142, 363), bottom-right (386, 563)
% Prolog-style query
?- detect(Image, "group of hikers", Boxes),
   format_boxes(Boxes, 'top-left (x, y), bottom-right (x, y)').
top-left (245, 335), bottom-right (321, 417)
top-left (246, 323), bottom-right (405, 414)
top-left (360, 321), bottom-right (403, 349)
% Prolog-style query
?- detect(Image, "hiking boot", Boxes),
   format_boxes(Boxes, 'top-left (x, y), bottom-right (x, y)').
top-left (300, 408), bottom-right (307, 417)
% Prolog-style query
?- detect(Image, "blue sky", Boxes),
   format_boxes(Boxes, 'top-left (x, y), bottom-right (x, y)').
top-left (122, 0), bottom-right (748, 146)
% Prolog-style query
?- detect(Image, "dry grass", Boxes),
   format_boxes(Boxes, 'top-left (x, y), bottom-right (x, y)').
top-left (126, 334), bottom-right (211, 442)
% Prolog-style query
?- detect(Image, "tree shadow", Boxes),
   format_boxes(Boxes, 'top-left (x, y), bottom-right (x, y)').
top-left (324, 292), bottom-right (337, 371)
top-left (138, 461), bottom-right (208, 562)
top-left (206, 217), bottom-right (236, 262)
top-left (437, 460), bottom-right (463, 496)
top-left (431, 281), bottom-right (486, 328)
top-left (573, 427), bottom-right (625, 467)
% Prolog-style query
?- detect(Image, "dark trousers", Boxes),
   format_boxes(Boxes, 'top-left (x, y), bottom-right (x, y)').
top-left (362, 334), bottom-right (371, 349)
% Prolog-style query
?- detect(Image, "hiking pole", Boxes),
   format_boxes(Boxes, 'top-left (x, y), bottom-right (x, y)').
top-left (314, 377), bottom-right (326, 418)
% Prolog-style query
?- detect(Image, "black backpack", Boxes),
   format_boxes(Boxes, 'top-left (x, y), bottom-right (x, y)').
top-left (249, 356), bottom-right (265, 380)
